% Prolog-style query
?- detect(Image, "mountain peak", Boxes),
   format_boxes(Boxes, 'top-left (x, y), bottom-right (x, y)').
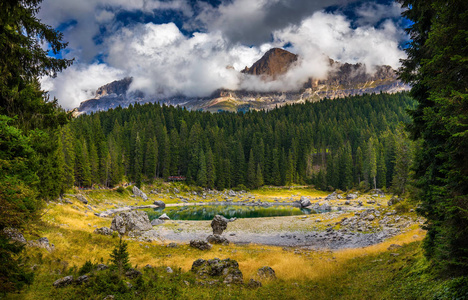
top-left (242, 48), bottom-right (298, 78)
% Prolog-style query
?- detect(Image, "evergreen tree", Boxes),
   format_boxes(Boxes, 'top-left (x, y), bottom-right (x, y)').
top-left (256, 163), bottom-right (264, 188)
top-left (367, 139), bottom-right (377, 190)
top-left (134, 134), bottom-right (143, 188)
top-left (110, 237), bottom-right (131, 278)
top-left (398, 0), bottom-right (468, 272)
top-left (247, 149), bottom-right (256, 188)
top-left (206, 148), bottom-right (216, 189)
top-left (197, 148), bottom-right (207, 186)
top-left (144, 137), bottom-right (158, 180)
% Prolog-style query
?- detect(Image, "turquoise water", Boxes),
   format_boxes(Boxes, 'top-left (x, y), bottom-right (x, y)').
top-left (142, 205), bottom-right (315, 221)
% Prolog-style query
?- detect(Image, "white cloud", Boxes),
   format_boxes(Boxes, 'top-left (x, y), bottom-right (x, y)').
top-left (38, 1), bottom-right (408, 108)
top-left (106, 22), bottom-right (263, 98)
top-left (41, 63), bottom-right (125, 109)
top-left (273, 11), bottom-right (406, 71)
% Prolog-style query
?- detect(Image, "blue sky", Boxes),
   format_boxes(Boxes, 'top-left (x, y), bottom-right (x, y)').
top-left (38, 0), bottom-right (409, 109)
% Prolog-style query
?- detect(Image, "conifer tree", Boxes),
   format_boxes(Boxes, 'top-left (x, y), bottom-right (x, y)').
top-left (247, 149), bottom-right (256, 188)
top-left (197, 148), bottom-right (207, 186)
top-left (110, 237), bottom-right (131, 278)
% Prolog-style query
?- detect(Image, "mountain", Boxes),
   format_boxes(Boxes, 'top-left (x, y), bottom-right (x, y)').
top-left (76, 48), bottom-right (409, 114)
top-left (241, 48), bottom-right (298, 78)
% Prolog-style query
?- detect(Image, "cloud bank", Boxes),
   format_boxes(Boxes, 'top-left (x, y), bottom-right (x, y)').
top-left (39, 0), bottom-right (407, 109)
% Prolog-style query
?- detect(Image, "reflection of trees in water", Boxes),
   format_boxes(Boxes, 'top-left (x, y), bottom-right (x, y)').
top-left (144, 205), bottom-right (315, 221)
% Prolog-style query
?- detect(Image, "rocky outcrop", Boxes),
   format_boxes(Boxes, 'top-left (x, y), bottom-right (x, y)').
top-left (242, 48), bottom-right (298, 78)
top-left (110, 211), bottom-right (152, 235)
top-left (191, 258), bottom-right (243, 285)
top-left (153, 200), bottom-right (165, 208)
top-left (207, 234), bottom-right (229, 245)
top-left (28, 237), bottom-right (54, 252)
top-left (75, 194), bottom-right (88, 204)
top-left (2, 228), bottom-right (26, 243)
top-left (298, 196), bottom-right (311, 208)
top-left (94, 227), bottom-right (114, 235)
top-left (158, 213), bottom-right (170, 220)
top-left (211, 215), bottom-right (236, 235)
top-left (257, 266), bottom-right (276, 280)
top-left (132, 186), bottom-right (148, 201)
top-left (53, 276), bottom-right (74, 288)
top-left (190, 240), bottom-right (212, 251)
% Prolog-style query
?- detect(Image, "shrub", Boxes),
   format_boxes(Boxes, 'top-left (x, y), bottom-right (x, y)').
top-left (116, 186), bottom-right (125, 194)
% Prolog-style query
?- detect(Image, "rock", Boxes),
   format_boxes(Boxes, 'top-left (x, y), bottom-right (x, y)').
top-left (158, 213), bottom-right (171, 220)
top-left (346, 193), bottom-right (358, 200)
top-left (132, 186), bottom-right (148, 201)
top-left (344, 200), bottom-right (351, 205)
top-left (110, 211), bottom-right (152, 235)
top-left (190, 240), bottom-right (212, 251)
top-left (247, 279), bottom-right (262, 288)
top-left (387, 244), bottom-right (402, 250)
top-left (151, 219), bottom-right (164, 226)
top-left (191, 258), bottom-right (243, 285)
top-left (388, 196), bottom-right (402, 206)
top-left (153, 200), bottom-right (166, 208)
top-left (96, 264), bottom-right (108, 271)
top-left (75, 194), bottom-right (88, 204)
top-left (173, 188), bottom-right (180, 194)
top-left (166, 267), bottom-right (173, 274)
top-left (367, 199), bottom-right (376, 204)
top-left (320, 203), bottom-right (332, 211)
top-left (167, 242), bottom-right (179, 248)
top-left (337, 194), bottom-right (343, 199)
top-left (75, 275), bottom-right (89, 285)
top-left (367, 214), bottom-right (375, 221)
top-left (211, 215), bottom-right (236, 235)
top-left (28, 237), bottom-right (54, 252)
top-left (2, 228), bottom-right (26, 243)
top-left (53, 276), bottom-right (74, 288)
top-left (228, 190), bottom-right (236, 197)
top-left (325, 192), bottom-right (337, 201)
top-left (94, 227), bottom-right (114, 235)
top-left (257, 266), bottom-right (276, 280)
top-left (299, 196), bottom-right (311, 208)
top-left (207, 234), bottom-right (229, 245)
top-left (125, 268), bottom-right (142, 279)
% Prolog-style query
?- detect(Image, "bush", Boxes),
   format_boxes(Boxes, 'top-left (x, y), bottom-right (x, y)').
top-left (116, 186), bottom-right (126, 194)
top-left (78, 260), bottom-right (94, 276)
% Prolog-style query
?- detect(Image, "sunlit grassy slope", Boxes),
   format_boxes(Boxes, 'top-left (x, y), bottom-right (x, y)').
top-left (9, 184), bottom-right (448, 300)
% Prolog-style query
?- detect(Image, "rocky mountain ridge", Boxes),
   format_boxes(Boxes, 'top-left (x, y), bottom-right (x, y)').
top-left (77, 48), bottom-right (409, 114)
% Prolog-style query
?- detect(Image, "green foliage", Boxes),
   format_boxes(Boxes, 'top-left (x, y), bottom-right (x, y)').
top-left (116, 186), bottom-right (126, 194)
top-left (66, 93), bottom-right (415, 191)
top-left (398, 0), bottom-right (468, 274)
top-left (78, 260), bottom-right (95, 276)
top-left (110, 237), bottom-right (131, 277)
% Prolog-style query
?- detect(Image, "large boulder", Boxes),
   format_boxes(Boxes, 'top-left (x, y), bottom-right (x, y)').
top-left (207, 234), bottom-right (229, 245)
top-left (158, 213), bottom-right (171, 220)
top-left (110, 211), bottom-right (152, 235)
top-left (153, 200), bottom-right (166, 208)
top-left (346, 193), bottom-right (358, 200)
top-left (191, 258), bottom-right (243, 285)
top-left (132, 186), bottom-right (148, 201)
top-left (190, 240), bottom-right (212, 251)
top-left (325, 192), bottom-right (337, 201)
top-left (53, 276), bottom-right (74, 288)
top-left (75, 194), bottom-right (88, 204)
top-left (211, 215), bottom-right (236, 235)
top-left (299, 196), bottom-right (311, 208)
top-left (257, 266), bottom-right (276, 280)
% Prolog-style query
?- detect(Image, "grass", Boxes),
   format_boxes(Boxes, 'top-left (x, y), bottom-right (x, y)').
top-left (7, 184), bottom-right (464, 299)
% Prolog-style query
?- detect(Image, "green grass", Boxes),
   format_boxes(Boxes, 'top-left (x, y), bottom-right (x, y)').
top-left (7, 241), bottom-right (466, 300)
